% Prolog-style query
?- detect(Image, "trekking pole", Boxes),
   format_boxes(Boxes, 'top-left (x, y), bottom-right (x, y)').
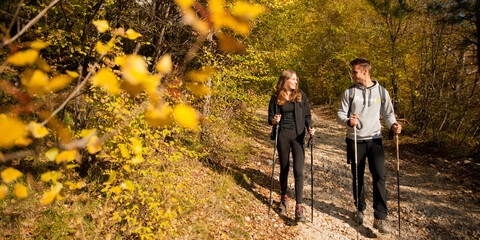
top-left (354, 126), bottom-right (359, 240)
top-left (268, 124), bottom-right (280, 217)
top-left (396, 134), bottom-right (401, 238)
top-left (308, 135), bottom-right (314, 223)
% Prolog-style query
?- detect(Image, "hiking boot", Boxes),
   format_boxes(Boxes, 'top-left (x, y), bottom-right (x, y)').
top-left (354, 211), bottom-right (364, 226)
top-left (373, 218), bottom-right (390, 234)
top-left (295, 204), bottom-right (306, 222)
top-left (277, 195), bottom-right (287, 213)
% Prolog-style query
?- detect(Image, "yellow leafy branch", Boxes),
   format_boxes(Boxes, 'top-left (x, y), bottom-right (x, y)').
top-left (0, 101), bottom-right (148, 163)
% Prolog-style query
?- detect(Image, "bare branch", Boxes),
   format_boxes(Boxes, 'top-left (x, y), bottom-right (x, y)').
top-left (7, 0), bottom-right (25, 35)
top-left (1, 0), bottom-right (61, 47)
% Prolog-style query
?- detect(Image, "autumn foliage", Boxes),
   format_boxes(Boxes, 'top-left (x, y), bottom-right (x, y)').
top-left (1, 0), bottom-right (479, 238)
top-left (1, 0), bottom-right (265, 238)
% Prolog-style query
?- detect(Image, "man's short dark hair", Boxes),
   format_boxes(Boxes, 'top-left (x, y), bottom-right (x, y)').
top-left (350, 58), bottom-right (371, 73)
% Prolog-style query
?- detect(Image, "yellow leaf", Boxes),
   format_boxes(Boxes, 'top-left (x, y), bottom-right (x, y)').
top-left (145, 104), bottom-right (173, 127)
top-left (0, 115), bottom-right (27, 149)
top-left (209, 0), bottom-right (225, 30)
top-left (173, 104), bottom-right (199, 130)
top-left (41, 191), bottom-right (56, 204)
top-left (186, 67), bottom-right (215, 82)
top-left (66, 70), bottom-right (79, 78)
top-left (65, 181), bottom-right (84, 190)
top-left (55, 150), bottom-right (77, 164)
top-left (122, 55), bottom-right (148, 85)
top-left (7, 49), bottom-right (39, 66)
top-left (66, 164), bottom-right (80, 169)
top-left (131, 155), bottom-right (144, 164)
top-left (121, 180), bottom-right (134, 191)
top-left (40, 172), bottom-right (51, 182)
top-left (30, 40), bottom-right (50, 49)
top-left (187, 82), bottom-right (211, 97)
top-left (92, 68), bottom-right (121, 95)
top-left (119, 144), bottom-right (131, 158)
top-left (1, 167), bottom-right (23, 183)
top-left (27, 121), bottom-right (49, 138)
top-left (40, 171), bottom-right (62, 183)
top-left (129, 138), bottom-right (143, 155)
top-left (123, 165), bottom-right (131, 173)
top-left (96, 41), bottom-right (106, 54)
top-left (155, 54), bottom-right (172, 74)
top-left (20, 68), bottom-right (49, 94)
top-left (14, 137), bottom-right (32, 147)
top-left (0, 185), bottom-right (8, 199)
top-left (125, 28), bottom-right (142, 40)
top-left (114, 56), bottom-right (126, 66)
top-left (105, 171), bottom-right (117, 185)
top-left (35, 57), bottom-right (52, 72)
top-left (75, 181), bottom-right (84, 189)
top-left (64, 181), bottom-right (74, 189)
top-left (45, 148), bottom-right (59, 161)
top-left (13, 183), bottom-right (27, 198)
top-left (40, 182), bottom-right (63, 205)
top-left (47, 74), bottom-right (72, 92)
top-left (79, 129), bottom-right (96, 138)
top-left (174, 0), bottom-right (194, 8)
top-left (231, 1), bottom-right (265, 20)
top-left (92, 20), bottom-right (110, 33)
top-left (208, 0), bottom-right (251, 35)
top-left (111, 186), bottom-right (122, 194)
top-left (87, 135), bottom-right (102, 154)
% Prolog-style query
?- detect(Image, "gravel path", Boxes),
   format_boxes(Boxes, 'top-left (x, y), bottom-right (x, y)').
top-left (253, 106), bottom-right (480, 240)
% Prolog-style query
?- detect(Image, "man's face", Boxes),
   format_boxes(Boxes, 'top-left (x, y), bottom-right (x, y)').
top-left (351, 65), bottom-right (368, 84)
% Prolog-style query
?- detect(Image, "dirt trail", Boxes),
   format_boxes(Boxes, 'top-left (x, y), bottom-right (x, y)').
top-left (250, 106), bottom-right (480, 240)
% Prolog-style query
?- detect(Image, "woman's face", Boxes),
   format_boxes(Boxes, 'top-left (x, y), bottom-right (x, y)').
top-left (285, 73), bottom-right (298, 91)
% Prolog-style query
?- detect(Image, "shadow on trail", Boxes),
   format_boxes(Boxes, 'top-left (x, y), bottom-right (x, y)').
top-left (307, 199), bottom-right (378, 238)
top-left (199, 156), bottom-right (300, 226)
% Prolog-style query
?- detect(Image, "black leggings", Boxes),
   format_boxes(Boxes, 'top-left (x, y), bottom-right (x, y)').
top-left (277, 128), bottom-right (305, 204)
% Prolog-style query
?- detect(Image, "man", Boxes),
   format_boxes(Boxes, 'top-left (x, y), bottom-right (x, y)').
top-left (337, 58), bottom-right (402, 234)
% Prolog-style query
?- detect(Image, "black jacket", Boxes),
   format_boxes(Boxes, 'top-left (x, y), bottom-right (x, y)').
top-left (268, 91), bottom-right (312, 141)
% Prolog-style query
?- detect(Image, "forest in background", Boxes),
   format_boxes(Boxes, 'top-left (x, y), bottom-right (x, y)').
top-left (0, 0), bottom-right (478, 238)
top-left (251, 0), bottom-right (480, 157)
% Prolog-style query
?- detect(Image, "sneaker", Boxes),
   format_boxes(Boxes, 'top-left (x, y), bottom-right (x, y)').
top-left (295, 204), bottom-right (306, 222)
top-left (354, 211), bottom-right (364, 226)
top-left (373, 218), bottom-right (390, 234)
top-left (277, 195), bottom-right (287, 213)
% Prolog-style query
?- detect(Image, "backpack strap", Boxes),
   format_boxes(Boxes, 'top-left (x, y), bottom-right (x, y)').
top-left (347, 85), bottom-right (355, 117)
top-left (378, 84), bottom-right (386, 107)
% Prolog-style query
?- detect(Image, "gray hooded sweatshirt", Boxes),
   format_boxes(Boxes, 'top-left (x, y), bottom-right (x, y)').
top-left (337, 80), bottom-right (397, 140)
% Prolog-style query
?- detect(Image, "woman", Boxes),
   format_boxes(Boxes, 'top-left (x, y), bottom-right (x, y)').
top-left (268, 70), bottom-right (315, 222)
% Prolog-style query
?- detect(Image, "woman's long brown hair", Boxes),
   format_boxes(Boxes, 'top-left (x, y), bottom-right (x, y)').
top-left (275, 70), bottom-right (302, 105)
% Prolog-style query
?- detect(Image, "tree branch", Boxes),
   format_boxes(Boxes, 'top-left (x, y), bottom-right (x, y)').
top-left (1, 0), bottom-right (61, 47)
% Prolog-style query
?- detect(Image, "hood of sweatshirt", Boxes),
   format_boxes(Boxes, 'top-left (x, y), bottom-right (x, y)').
top-left (355, 80), bottom-right (378, 108)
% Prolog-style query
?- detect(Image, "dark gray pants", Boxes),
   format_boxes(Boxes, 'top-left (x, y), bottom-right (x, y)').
top-left (346, 138), bottom-right (387, 220)
top-left (277, 128), bottom-right (305, 205)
